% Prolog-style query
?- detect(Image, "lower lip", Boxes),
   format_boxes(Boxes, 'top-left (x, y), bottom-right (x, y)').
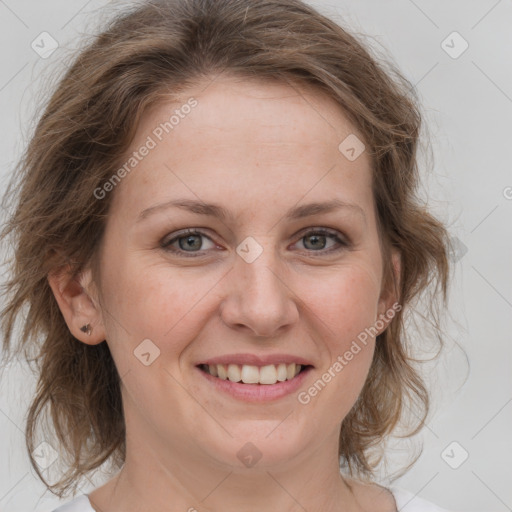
top-left (195, 365), bottom-right (313, 402)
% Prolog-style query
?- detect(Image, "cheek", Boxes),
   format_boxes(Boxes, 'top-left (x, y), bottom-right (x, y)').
top-left (299, 261), bottom-right (382, 344)
top-left (295, 263), bottom-right (380, 410)
top-left (99, 255), bottom-right (222, 360)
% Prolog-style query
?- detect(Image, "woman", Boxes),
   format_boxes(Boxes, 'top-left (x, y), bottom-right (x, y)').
top-left (0, 0), bottom-right (452, 510)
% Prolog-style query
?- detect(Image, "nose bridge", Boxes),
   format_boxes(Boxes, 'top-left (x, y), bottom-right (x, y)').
top-left (221, 235), bottom-right (297, 336)
top-left (240, 238), bottom-right (283, 296)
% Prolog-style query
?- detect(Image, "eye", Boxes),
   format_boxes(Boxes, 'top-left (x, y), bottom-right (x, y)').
top-left (293, 228), bottom-right (348, 254)
top-left (161, 229), bottom-right (217, 256)
top-left (160, 227), bottom-right (349, 258)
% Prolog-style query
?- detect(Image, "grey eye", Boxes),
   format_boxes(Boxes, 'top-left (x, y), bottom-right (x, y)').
top-left (302, 233), bottom-right (329, 250)
top-left (178, 234), bottom-right (203, 251)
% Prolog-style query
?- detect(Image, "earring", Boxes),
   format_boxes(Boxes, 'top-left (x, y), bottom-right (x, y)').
top-left (80, 324), bottom-right (92, 336)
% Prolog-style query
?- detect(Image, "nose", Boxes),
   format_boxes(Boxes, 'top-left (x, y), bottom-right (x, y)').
top-left (219, 239), bottom-right (299, 338)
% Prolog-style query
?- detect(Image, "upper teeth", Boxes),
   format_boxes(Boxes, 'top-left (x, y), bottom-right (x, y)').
top-left (205, 363), bottom-right (302, 384)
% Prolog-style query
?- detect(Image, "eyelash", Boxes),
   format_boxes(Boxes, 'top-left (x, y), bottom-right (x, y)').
top-left (160, 227), bottom-right (349, 257)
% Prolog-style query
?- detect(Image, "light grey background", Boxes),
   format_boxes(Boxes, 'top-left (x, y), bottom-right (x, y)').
top-left (0, 1), bottom-right (511, 511)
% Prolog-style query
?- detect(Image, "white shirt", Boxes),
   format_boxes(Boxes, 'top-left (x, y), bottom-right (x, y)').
top-left (50, 486), bottom-right (453, 511)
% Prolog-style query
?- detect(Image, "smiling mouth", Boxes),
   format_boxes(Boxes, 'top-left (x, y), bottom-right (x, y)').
top-left (197, 363), bottom-right (312, 385)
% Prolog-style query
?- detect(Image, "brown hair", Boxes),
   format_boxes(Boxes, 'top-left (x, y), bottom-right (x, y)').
top-left (1, 0), bottom-right (450, 498)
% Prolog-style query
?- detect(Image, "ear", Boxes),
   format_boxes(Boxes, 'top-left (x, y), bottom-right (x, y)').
top-left (47, 265), bottom-right (106, 345)
top-left (376, 249), bottom-right (401, 335)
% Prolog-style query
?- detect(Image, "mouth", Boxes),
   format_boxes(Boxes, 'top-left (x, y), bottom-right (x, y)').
top-left (196, 362), bottom-right (313, 385)
top-left (195, 362), bottom-right (314, 402)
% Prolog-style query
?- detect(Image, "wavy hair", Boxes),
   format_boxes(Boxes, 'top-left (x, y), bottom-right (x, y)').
top-left (1, 0), bottom-right (450, 497)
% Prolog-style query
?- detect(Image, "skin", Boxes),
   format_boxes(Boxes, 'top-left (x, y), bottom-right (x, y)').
top-left (49, 75), bottom-right (400, 512)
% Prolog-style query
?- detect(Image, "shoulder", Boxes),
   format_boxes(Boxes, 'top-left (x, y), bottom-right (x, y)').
top-left (344, 477), bottom-right (452, 512)
top-left (49, 486), bottom-right (453, 512)
top-left (389, 486), bottom-right (453, 512)
top-left (51, 494), bottom-right (95, 512)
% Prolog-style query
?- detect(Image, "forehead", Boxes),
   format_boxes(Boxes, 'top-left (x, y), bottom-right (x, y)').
top-left (144, 75), bottom-right (365, 153)
top-left (109, 76), bottom-right (373, 222)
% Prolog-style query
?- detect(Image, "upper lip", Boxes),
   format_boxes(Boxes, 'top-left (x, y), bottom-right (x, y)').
top-left (196, 353), bottom-right (314, 367)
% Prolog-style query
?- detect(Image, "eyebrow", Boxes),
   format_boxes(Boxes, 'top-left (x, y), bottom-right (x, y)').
top-left (137, 198), bottom-right (366, 224)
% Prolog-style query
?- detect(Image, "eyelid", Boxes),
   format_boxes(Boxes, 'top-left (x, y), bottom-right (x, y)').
top-left (160, 226), bottom-right (349, 256)
top-left (294, 226), bottom-right (346, 241)
top-left (160, 228), bottom-right (219, 254)
top-left (292, 227), bottom-right (349, 254)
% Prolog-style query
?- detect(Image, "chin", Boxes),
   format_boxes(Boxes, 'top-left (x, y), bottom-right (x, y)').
top-left (202, 422), bottom-right (314, 471)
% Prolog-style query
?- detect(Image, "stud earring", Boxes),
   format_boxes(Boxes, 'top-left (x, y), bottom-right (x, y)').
top-left (80, 324), bottom-right (92, 336)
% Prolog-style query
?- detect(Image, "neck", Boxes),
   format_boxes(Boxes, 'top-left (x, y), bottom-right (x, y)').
top-left (88, 426), bottom-right (362, 512)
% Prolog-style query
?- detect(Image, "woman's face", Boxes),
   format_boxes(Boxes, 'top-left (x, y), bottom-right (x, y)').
top-left (90, 76), bottom-right (398, 471)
